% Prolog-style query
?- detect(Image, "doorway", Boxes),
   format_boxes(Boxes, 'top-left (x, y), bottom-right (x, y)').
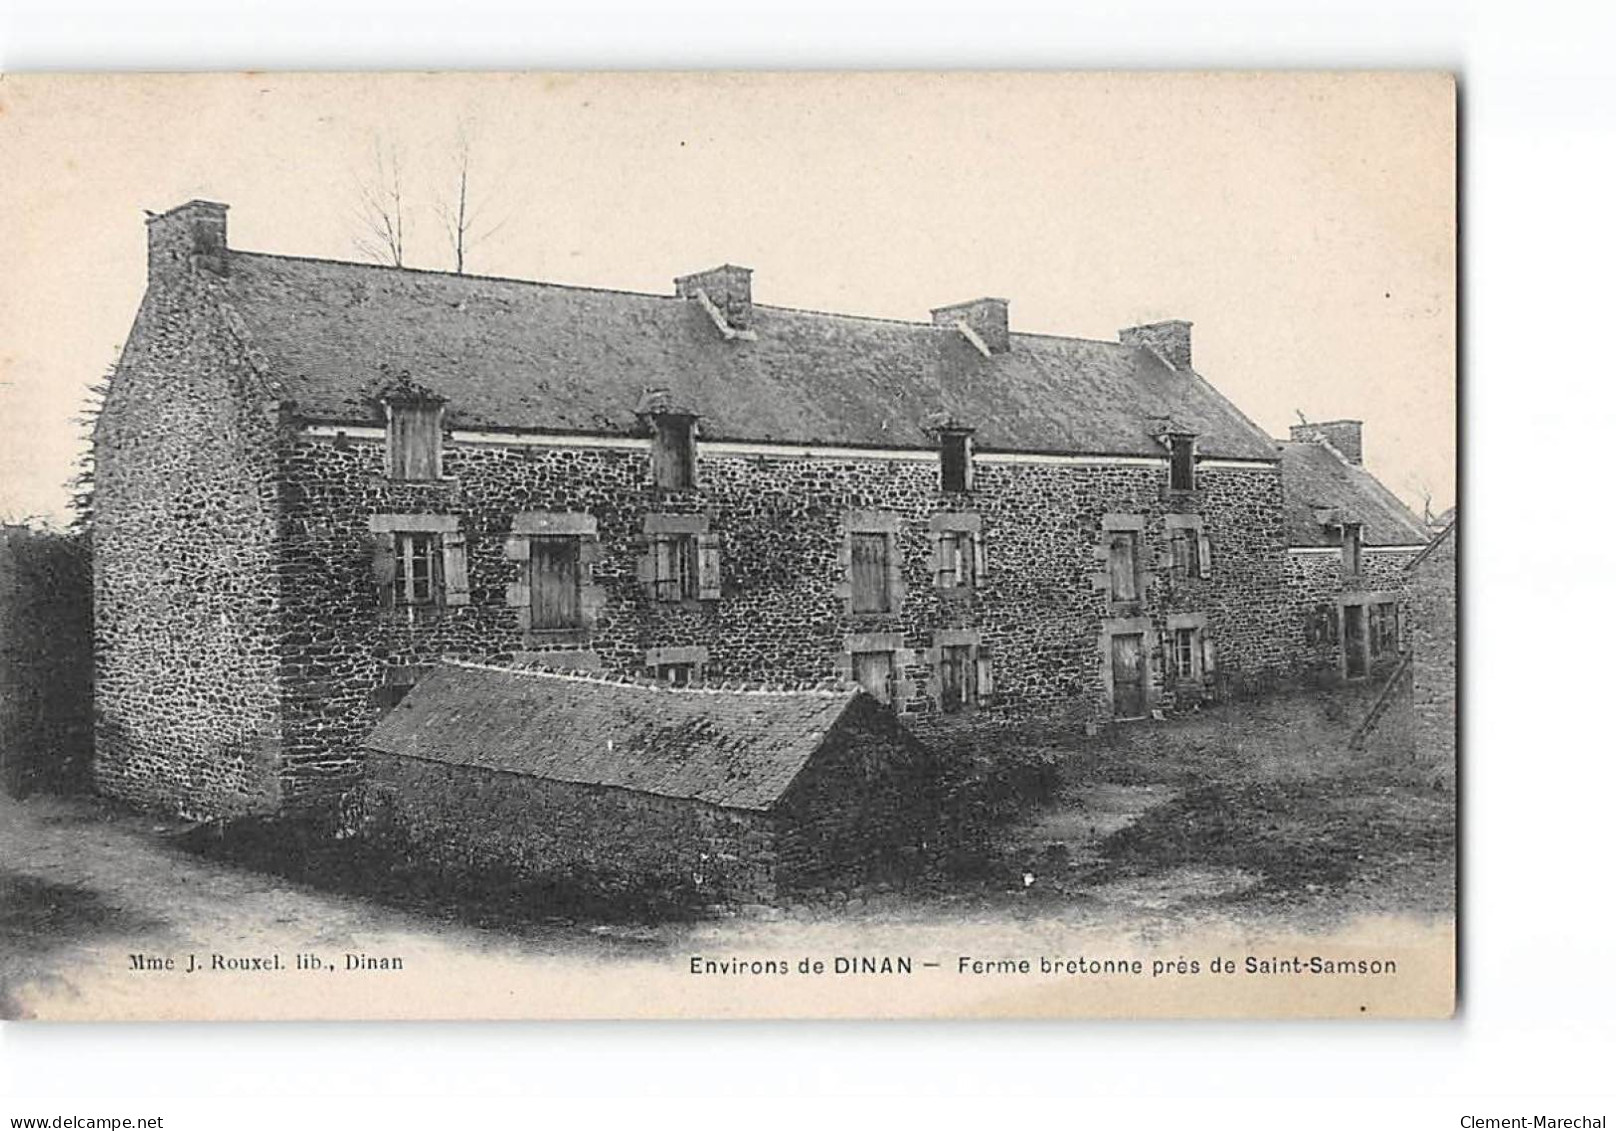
top-left (1110, 632), bottom-right (1147, 719)
top-left (1343, 604), bottom-right (1367, 678)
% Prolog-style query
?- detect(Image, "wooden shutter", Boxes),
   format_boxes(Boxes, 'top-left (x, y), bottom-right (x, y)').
top-left (974, 647), bottom-right (994, 706)
top-left (938, 646), bottom-right (965, 713)
top-left (531, 536), bottom-right (581, 629)
top-left (390, 404), bottom-right (441, 480)
top-left (1109, 531), bottom-right (1138, 600)
top-left (936, 533), bottom-right (957, 588)
top-left (1197, 532), bottom-right (1214, 579)
top-left (651, 537), bottom-right (674, 599)
top-left (850, 532), bottom-right (890, 612)
top-left (370, 535), bottom-right (397, 609)
top-left (1170, 530), bottom-right (1190, 575)
top-left (442, 531), bottom-right (470, 606)
top-left (697, 533), bottom-right (722, 600)
top-left (1170, 436), bottom-right (1195, 490)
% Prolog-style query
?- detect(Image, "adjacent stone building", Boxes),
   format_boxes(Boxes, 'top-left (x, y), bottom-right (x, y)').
top-left (361, 661), bottom-right (938, 902)
top-left (1279, 421), bottom-right (1431, 681)
top-left (94, 199), bottom-right (1419, 821)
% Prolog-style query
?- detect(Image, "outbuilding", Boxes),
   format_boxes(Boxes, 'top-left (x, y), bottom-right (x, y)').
top-left (360, 661), bottom-right (939, 904)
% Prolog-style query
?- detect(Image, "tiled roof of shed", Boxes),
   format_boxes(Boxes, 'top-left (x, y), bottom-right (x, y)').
top-left (223, 251), bottom-right (1281, 461)
top-left (1279, 440), bottom-right (1431, 548)
top-left (363, 662), bottom-right (866, 812)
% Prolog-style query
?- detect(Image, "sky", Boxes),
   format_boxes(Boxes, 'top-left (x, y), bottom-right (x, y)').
top-left (0, 71), bottom-right (1455, 524)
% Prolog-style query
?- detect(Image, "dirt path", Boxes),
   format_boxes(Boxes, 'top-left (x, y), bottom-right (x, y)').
top-left (0, 791), bottom-right (675, 1018)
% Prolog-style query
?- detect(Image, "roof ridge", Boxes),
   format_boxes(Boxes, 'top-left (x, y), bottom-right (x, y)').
top-left (230, 248), bottom-right (1133, 348)
top-left (443, 657), bottom-right (854, 699)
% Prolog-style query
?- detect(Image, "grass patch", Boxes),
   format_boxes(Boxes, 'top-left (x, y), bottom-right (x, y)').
top-left (1096, 774), bottom-right (1454, 901)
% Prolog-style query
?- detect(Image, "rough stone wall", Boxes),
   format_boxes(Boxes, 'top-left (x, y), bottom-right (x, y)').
top-left (1408, 531), bottom-right (1456, 768)
top-left (771, 698), bottom-right (940, 893)
top-left (93, 274), bottom-right (285, 819)
top-left (277, 434), bottom-right (1297, 800)
top-left (362, 753), bottom-right (777, 903)
top-left (1285, 547), bottom-right (1418, 678)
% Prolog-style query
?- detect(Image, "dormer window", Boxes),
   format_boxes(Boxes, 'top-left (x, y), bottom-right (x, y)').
top-left (651, 414), bottom-right (698, 490)
top-left (1167, 433), bottom-right (1197, 492)
top-left (940, 431), bottom-right (973, 493)
top-left (379, 374), bottom-right (446, 481)
top-left (1340, 521), bottom-right (1363, 577)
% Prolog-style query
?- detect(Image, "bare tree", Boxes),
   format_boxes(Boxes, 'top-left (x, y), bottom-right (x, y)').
top-left (353, 136), bottom-right (408, 267)
top-left (1403, 472), bottom-right (1436, 526)
top-left (434, 121), bottom-right (509, 275)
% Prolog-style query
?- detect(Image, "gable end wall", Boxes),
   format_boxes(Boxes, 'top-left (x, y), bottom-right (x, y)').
top-left (92, 277), bottom-right (286, 818)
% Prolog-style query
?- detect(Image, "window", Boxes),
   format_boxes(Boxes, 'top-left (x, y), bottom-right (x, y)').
top-left (936, 529), bottom-right (977, 590)
top-left (850, 531), bottom-right (893, 613)
top-left (1172, 627), bottom-right (1197, 679)
top-left (374, 664), bottom-right (431, 714)
top-left (1369, 601), bottom-right (1399, 657)
top-left (1108, 530), bottom-right (1140, 602)
top-left (938, 644), bottom-right (976, 714)
top-left (651, 415), bottom-right (697, 490)
top-left (387, 402), bottom-right (443, 481)
top-left (1341, 522), bottom-right (1363, 577)
top-left (652, 534), bottom-right (699, 601)
top-left (529, 535), bottom-right (583, 629)
top-left (647, 530), bottom-right (721, 602)
top-left (939, 432), bottom-right (972, 493)
top-left (851, 650), bottom-right (896, 704)
top-left (1168, 433), bottom-right (1196, 491)
top-left (1305, 603), bottom-right (1340, 646)
top-left (652, 661), bottom-right (699, 687)
top-left (393, 532), bottom-right (440, 605)
top-left (1170, 528), bottom-right (1200, 577)
top-left (370, 515), bottom-right (467, 610)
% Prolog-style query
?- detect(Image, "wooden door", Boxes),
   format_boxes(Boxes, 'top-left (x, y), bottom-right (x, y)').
top-left (1111, 632), bottom-right (1146, 719)
top-left (938, 645), bottom-right (974, 713)
top-left (530, 536), bottom-right (581, 629)
top-left (1343, 604), bottom-right (1367, 678)
top-left (851, 651), bottom-right (894, 704)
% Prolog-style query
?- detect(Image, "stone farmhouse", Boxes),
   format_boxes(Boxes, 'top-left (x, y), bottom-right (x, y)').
top-left (1278, 421), bottom-right (1432, 681)
top-left (1352, 517), bottom-right (1457, 773)
top-left (93, 199), bottom-right (1425, 822)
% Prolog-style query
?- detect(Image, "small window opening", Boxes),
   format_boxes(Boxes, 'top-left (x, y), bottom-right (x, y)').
top-left (652, 415), bottom-right (698, 490)
top-left (1340, 522), bottom-right (1363, 577)
top-left (394, 532), bottom-right (441, 606)
top-left (1108, 530), bottom-right (1140, 602)
top-left (1168, 433), bottom-right (1196, 491)
top-left (652, 534), bottom-right (700, 602)
top-left (851, 651), bottom-right (896, 704)
top-left (850, 531), bottom-right (893, 613)
top-left (940, 432), bottom-right (972, 493)
top-left (388, 402), bottom-right (443, 481)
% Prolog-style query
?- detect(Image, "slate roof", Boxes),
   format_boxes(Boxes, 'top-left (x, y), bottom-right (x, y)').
top-left (363, 662), bottom-right (870, 812)
top-left (1278, 440), bottom-right (1431, 548)
top-left (223, 251), bottom-right (1280, 461)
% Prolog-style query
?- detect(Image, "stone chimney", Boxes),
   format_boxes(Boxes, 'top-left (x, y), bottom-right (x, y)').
top-left (675, 264), bottom-right (753, 330)
top-left (1120, 320), bottom-right (1192, 371)
top-left (146, 199), bottom-right (229, 283)
top-left (1290, 420), bottom-right (1364, 466)
top-left (931, 298), bottom-right (1010, 354)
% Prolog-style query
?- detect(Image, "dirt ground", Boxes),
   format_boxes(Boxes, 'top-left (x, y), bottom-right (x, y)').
top-left (0, 685), bottom-right (1456, 1019)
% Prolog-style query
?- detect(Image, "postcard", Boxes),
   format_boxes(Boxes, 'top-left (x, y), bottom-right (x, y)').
top-left (0, 71), bottom-right (1456, 1020)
